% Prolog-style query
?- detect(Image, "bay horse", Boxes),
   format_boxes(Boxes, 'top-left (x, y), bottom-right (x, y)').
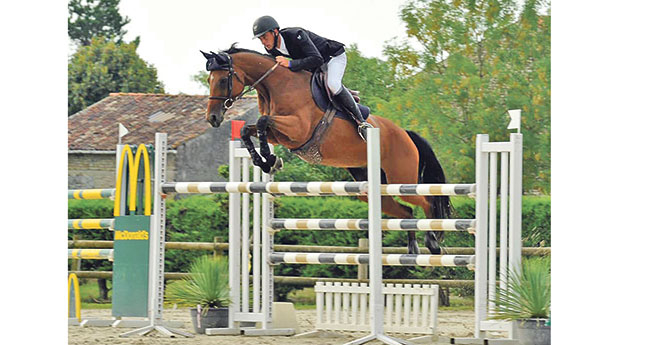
top-left (201, 45), bottom-right (452, 255)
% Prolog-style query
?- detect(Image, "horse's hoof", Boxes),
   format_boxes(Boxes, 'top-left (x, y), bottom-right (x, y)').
top-left (265, 154), bottom-right (277, 166)
top-left (408, 241), bottom-right (420, 255)
top-left (425, 232), bottom-right (443, 254)
top-left (269, 157), bottom-right (284, 175)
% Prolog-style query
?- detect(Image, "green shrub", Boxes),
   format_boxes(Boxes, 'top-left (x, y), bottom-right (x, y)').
top-left (164, 194), bottom-right (229, 273)
top-left (490, 256), bottom-right (551, 320)
top-left (165, 255), bottom-right (230, 311)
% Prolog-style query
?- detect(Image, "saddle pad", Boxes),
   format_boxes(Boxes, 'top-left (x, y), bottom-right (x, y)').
top-left (310, 70), bottom-right (370, 122)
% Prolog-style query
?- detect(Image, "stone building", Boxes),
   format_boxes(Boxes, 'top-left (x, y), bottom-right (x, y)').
top-left (68, 93), bottom-right (259, 189)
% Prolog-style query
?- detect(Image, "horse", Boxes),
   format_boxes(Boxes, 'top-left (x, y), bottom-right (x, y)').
top-left (201, 45), bottom-right (452, 255)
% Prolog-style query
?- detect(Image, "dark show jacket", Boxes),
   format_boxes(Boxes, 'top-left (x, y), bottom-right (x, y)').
top-left (266, 27), bottom-right (345, 72)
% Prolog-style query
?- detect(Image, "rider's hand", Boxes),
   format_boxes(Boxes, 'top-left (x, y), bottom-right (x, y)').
top-left (275, 56), bottom-right (290, 68)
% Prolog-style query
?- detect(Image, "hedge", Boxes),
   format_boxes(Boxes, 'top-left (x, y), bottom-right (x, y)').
top-left (69, 194), bottom-right (550, 297)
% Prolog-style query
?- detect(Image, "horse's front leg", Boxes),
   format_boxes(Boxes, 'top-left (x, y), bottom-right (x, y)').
top-left (256, 116), bottom-right (283, 173)
top-left (240, 124), bottom-right (272, 173)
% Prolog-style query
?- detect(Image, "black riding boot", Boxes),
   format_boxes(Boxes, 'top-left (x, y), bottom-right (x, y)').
top-left (335, 86), bottom-right (373, 141)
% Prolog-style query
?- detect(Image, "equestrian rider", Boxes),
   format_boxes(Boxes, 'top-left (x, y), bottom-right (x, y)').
top-left (252, 15), bottom-right (373, 141)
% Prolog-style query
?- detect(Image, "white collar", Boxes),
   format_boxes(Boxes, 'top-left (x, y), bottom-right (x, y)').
top-left (276, 35), bottom-right (289, 56)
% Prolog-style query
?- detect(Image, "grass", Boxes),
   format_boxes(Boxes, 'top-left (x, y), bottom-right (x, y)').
top-left (77, 280), bottom-right (111, 309)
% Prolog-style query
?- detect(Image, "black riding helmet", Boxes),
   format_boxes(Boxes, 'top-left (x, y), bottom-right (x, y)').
top-left (252, 15), bottom-right (279, 38)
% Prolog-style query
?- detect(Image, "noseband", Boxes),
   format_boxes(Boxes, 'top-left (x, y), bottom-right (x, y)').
top-left (208, 52), bottom-right (279, 110)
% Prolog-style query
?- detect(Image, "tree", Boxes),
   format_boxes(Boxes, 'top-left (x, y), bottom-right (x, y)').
top-left (342, 44), bottom-right (397, 110)
top-left (68, 37), bottom-right (165, 115)
top-left (191, 70), bottom-right (210, 92)
top-left (68, 0), bottom-right (131, 46)
top-left (379, 0), bottom-right (550, 193)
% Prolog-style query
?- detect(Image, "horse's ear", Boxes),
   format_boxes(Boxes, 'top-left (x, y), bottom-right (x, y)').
top-left (210, 51), bottom-right (228, 64)
top-left (200, 50), bottom-right (213, 60)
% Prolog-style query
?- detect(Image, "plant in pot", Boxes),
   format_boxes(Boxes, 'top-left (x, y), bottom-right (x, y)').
top-left (165, 255), bottom-right (230, 334)
top-left (490, 256), bottom-right (551, 345)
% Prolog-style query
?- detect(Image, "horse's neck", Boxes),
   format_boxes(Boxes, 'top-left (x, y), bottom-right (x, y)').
top-left (234, 53), bottom-right (309, 105)
top-left (234, 53), bottom-right (282, 89)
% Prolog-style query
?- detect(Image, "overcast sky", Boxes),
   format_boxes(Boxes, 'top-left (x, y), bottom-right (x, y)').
top-left (116, 0), bottom-right (415, 95)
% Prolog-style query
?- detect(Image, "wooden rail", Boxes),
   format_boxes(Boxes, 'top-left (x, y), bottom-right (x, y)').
top-left (67, 240), bottom-right (551, 256)
top-left (67, 271), bottom-right (476, 287)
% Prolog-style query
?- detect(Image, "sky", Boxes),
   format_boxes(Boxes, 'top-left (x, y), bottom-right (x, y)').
top-left (116, 0), bottom-right (416, 95)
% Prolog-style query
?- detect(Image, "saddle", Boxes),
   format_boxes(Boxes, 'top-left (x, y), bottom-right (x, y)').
top-left (289, 66), bottom-right (371, 164)
top-left (310, 65), bottom-right (370, 122)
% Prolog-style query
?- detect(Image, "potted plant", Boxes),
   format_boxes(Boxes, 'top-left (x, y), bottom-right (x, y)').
top-left (490, 256), bottom-right (551, 345)
top-left (165, 255), bottom-right (230, 334)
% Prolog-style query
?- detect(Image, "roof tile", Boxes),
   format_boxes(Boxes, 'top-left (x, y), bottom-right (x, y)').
top-left (68, 93), bottom-right (258, 150)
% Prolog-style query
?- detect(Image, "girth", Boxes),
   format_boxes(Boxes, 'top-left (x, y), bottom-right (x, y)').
top-left (289, 107), bottom-right (337, 164)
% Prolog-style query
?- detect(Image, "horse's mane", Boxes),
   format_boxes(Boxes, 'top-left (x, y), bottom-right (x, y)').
top-left (221, 42), bottom-right (274, 60)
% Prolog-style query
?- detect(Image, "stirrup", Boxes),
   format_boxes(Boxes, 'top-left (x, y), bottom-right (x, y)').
top-left (357, 122), bottom-right (373, 141)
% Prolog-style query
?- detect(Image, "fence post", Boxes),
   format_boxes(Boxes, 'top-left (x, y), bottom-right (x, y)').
top-left (357, 238), bottom-right (368, 280)
top-left (72, 234), bottom-right (82, 271)
top-left (213, 236), bottom-right (222, 257)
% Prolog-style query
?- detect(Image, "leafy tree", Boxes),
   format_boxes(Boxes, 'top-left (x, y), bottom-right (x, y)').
top-left (342, 44), bottom-right (397, 110)
top-left (68, 0), bottom-right (131, 46)
top-left (379, 0), bottom-right (550, 193)
top-left (191, 70), bottom-right (210, 92)
top-left (68, 37), bottom-right (165, 115)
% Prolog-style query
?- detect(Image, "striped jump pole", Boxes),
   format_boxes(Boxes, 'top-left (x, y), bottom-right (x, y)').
top-left (268, 253), bottom-right (475, 269)
top-left (68, 249), bottom-right (114, 260)
top-left (162, 181), bottom-right (367, 195)
top-left (68, 188), bottom-right (115, 200)
top-left (380, 183), bottom-right (475, 196)
top-left (161, 181), bottom-right (475, 196)
top-left (68, 219), bottom-right (115, 230)
top-left (269, 219), bottom-right (476, 233)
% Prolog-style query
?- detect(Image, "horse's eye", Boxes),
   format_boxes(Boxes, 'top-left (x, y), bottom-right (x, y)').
top-left (219, 78), bottom-right (228, 87)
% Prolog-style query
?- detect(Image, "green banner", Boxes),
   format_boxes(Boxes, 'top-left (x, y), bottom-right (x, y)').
top-left (111, 215), bottom-right (151, 318)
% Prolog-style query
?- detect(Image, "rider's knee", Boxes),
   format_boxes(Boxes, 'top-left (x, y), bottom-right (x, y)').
top-left (327, 78), bottom-right (342, 95)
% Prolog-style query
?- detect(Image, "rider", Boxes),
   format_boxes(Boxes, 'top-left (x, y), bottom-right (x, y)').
top-left (252, 15), bottom-right (373, 141)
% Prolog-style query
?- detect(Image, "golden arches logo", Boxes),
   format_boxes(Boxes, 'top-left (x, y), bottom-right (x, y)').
top-left (114, 144), bottom-right (152, 216)
top-left (68, 273), bottom-right (81, 322)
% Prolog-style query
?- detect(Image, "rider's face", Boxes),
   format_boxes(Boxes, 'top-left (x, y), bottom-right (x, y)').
top-left (259, 31), bottom-right (276, 50)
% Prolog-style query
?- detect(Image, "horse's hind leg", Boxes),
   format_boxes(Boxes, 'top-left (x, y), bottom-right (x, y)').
top-left (380, 150), bottom-right (444, 255)
top-left (347, 168), bottom-right (421, 254)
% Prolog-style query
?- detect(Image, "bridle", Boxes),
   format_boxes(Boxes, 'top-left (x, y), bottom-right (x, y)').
top-left (208, 52), bottom-right (279, 110)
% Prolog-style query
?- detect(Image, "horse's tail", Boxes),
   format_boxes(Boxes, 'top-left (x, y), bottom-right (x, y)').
top-left (405, 130), bottom-right (453, 224)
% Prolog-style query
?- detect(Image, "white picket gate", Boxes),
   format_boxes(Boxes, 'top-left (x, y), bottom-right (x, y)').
top-left (314, 282), bottom-right (439, 335)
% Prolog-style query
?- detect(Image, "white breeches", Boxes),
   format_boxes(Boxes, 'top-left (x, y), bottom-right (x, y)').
top-left (326, 52), bottom-right (347, 95)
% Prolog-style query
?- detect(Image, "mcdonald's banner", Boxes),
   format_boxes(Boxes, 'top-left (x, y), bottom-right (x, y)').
top-left (111, 144), bottom-right (153, 318)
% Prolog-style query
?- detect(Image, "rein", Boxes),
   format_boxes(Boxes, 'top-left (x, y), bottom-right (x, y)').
top-left (209, 53), bottom-right (279, 109)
